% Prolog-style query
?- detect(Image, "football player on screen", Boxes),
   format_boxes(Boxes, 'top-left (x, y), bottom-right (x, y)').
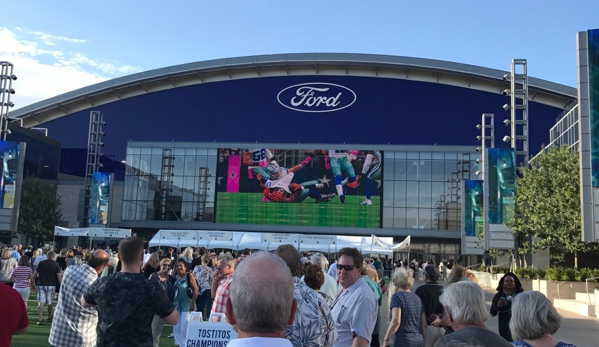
top-left (260, 161), bottom-right (333, 203)
top-left (358, 151), bottom-right (382, 205)
top-left (243, 148), bottom-right (274, 179)
top-left (325, 150), bottom-right (360, 203)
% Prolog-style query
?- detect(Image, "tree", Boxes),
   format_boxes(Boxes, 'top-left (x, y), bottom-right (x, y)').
top-left (17, 176), bottom-right (63, 245)
top-left (509, 145), bottom-right (599, 269)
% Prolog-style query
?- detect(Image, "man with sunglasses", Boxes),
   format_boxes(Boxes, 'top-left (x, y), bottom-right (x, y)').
top-left (331, 248), bottom-right (377, 347)
top-left (210, 253), bottom-right (235, 322)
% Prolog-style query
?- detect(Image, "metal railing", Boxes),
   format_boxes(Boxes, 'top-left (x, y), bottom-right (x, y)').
top-left (487, 262), bottom-right (510, 274)
top-left (585, 276), bottom-right (599, 305)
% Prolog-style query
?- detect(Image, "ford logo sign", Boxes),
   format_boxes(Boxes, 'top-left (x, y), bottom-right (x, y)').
top-left (277, 83), bottom-right (357, 113)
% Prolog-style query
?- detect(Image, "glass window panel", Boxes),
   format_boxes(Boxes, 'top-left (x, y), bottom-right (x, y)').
top-left (420, 160), bottom-right (432, 181)
top-left (393, 181), bottom-right (405, 207)
top-left (406, 160), bottom-right (420, 180)
top-left (432, 160), bottom-right (445, 181)
top-left (420, 209), bottom-right (432, 229)
top-left (406, 181), bottom-right (419, 208)
top-left (181, 202), bottom-right (196, 221)
top-left (186, 148), bottom-right (197, 156)
top-left (385, 151), bottom-right (395, 159)
top-left (174, 148), bottom-right (186, 156)
top-left (445, 152), bottom-right (457, 160)
top-left (419, 181), bottom-right (432, 208)
top-left (196, 156), bottom-right (208, 173)
top-left (383, 159), bottom-right (394, 182)
top-left (149, 155), bottom-right (162, 176)
top-left (141, 147), bottom-right (152, 155)
top-left (420, 152), bottom-right (431, 159)
top-left (383, 181), bottom-right (394, 207)
top-left (432, 152), bottom-right (444, 160)
top-left (173, 156), bottom-right (185, 176)
top-left (406, 208), bottom-right (419, 229)
top-left (183, 176), bottom-right (197, 196)
top-left (445, 160), bottom-right (458, 179)
top-left (394, 152), bottom-right (405, 159)
top-left (394, 159), bottom-right (407, 180)
top-left (171, 176), bottom-right (184, 196)
top-left (432, 182), bottom-right (445, 205)
top-left (382, 207), bottom-right (394, 228)
top-left (185, 156), bottom-right (198, 176)
top-left (407, 152), bottom-right (419, 159)
top-left (198, 148), bottom-right (208, 156)
top-left (206, 155), bottom-right (217, 177)
top-left (152, 148), bottom-right (165, 155)
top-left (394, 208), bottom-right (406, 228)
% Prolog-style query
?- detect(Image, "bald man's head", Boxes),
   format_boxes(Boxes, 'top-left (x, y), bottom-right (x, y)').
top-left (88, 249), bottom-right (110, 270)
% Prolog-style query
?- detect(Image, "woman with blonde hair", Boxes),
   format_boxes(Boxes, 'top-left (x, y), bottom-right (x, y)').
top-left (65, 250), bottom-right (76, 268)
top-left (382, 267), bottom-right (426, 347)
top-left (142, 252), bottom-right (161, 278)
top-left (0, 249), bottom-right (17, 287)
top-left (56, 248), bottom-right (68, 271)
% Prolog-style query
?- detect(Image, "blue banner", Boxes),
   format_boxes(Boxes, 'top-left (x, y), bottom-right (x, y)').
top-left (464, 180), bottom-right (484, 237)
top-left (487, 148), bottom-right (516, 224)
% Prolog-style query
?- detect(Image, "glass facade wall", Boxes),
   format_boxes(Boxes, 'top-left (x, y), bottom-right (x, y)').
top-left (122, 144), bottom-right (218, 222)
top-left (382, 150), bottom-right (481, 230)
top-left (549, 105), bottom-right (579, 150)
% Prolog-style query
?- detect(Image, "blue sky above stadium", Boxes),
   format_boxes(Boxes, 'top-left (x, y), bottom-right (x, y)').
top-left (1, 0), bottom-right (597, 109)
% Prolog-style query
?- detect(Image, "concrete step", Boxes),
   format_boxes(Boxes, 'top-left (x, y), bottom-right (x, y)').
top-left (553, 299), bottom-right (596, 317)
top-left (575, 292), bottom-right (596, 305)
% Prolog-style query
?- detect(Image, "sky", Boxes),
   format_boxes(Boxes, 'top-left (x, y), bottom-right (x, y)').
top-left (1, 1), bottom-right (598, 110)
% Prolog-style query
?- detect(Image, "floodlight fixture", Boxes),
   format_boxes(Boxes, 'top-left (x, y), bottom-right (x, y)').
top-left (475, 147), bottom-right (481, 152)
top-left (503, 135), bottom-right (511, 142)
top-left (503, 103), bottom-right (511, 111)
top-left (475, 170), bottom-right (482, 175)
top-left (502, 89), bottom-right (511, 96)
top-left (503, 119), bottom-right (511, 126)
top-left (502, 73), bottom-right (510, 81)
top-left (476, 124), bottom-right (482, 130)
top-left (476, 135), bottom-right (482, 141)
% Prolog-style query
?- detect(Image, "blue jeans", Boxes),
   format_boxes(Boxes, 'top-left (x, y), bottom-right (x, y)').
top-left (195, 289), bottom-right (213, 320)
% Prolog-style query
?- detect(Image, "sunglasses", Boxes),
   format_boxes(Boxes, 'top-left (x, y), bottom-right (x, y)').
top-left (337, 265), bottom-right (356, 271)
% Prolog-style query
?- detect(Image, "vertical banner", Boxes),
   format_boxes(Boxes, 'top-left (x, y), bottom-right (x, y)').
top-left (462, 180), bottom-right (484, 254)
top-left (89, 172), bottom-right (111, 225)
top-left (485, 148), bottom-right (516, 249)
top-left (0, 141), bottom-right (19, 209)
top-left (226, 154), bottom-right (240, 192)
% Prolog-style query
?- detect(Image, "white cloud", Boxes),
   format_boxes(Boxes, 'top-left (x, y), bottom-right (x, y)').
top-left (0, 27), bottom-right (141, 110)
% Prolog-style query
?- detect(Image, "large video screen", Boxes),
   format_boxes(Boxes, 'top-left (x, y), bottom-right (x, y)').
top-left (215, 148), bottom-right (383, 227)
top-left (464, 180), bottom-right (484, 238)
top-left (89, 172), bottom-right (111, 225)
top-left (0, 141), bottom-right (19, 209)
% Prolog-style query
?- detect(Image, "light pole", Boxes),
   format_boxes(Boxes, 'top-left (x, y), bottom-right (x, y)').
top-left (0, 62), bottom-right (17, 141)
top-left (502, 59), bottom-right (529, 268)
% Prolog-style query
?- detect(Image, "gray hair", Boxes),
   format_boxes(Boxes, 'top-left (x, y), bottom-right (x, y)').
top-left (510, 291), bottom-right (561, 341)
top-left (391, 267), bottom-right (414, 289)
top-left (229, 251), bottom-right (294, 333)
top-left (310, 253), bottom-right (328, 270)
top-left (218, 252), bottom-right (235, 266)
top-left (439, 280), bottom-right (487, 326)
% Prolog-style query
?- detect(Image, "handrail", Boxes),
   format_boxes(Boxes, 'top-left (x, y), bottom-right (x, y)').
top-left (488, 262), bottom-right (510, 274)
top-left (466, 263), bottom-right (482, 270)
top-left (585, 276), bottom-right (599, 305)
top-left (556, 281), bottom-right (566, 299)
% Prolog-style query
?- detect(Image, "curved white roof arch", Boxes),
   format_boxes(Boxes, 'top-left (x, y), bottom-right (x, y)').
top-left (10, 53), bottom-right (577, 128)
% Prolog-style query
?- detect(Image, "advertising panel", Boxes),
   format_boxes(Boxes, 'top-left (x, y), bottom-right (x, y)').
top-left (462, 180), bottom-right (484, 255)
top-left (485, 148), bottom-right (516, 250)
top-left (215, 149), bottom-right (382, 227)
top-left (0, 141), bottom-right (19, 209)
top-left (89, 172), bottom-right (111, 225)
top-left (487, 148), bottom-right (516, 225)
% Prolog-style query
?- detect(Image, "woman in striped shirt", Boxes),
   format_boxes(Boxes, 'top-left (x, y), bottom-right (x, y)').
top-left (10, 255), bottom-right (34, 308)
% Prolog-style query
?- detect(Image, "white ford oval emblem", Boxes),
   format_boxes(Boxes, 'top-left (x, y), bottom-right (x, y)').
top-left (277, 82), bottom-right (357, 113)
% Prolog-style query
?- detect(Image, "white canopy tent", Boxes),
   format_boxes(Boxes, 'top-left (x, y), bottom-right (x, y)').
top-left (148, 230), bottom-right (397, 255)
top-left (53, 226), bottom-right (132, 248)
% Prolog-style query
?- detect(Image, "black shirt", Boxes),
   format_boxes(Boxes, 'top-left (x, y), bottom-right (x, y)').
top-left (56, 256), bottom-right (67, 271)
top-left (143, 264), bottom-right (158, 279)
top-left (37, 259), bottom-right (61, 287)
top-left (415, 282), bottom-right (444, 321)
top-left (190, 256), bottom-right (202, 270)
top-left (84, 272), bottom-right (175, 347)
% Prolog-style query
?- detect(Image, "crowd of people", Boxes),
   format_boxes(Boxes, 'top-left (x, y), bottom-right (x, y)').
top-left (0, 241), bottom-right (578, 347)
